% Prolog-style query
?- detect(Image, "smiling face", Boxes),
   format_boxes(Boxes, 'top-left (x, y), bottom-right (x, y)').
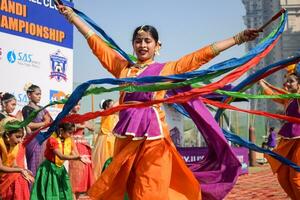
top-left (284, 74), bottom-right (299, 93)
top-left (132, 25), bottom-right (160, 63)
top-left (3, 99), bottom-right (16, 114)
top-left (133, 31), bottom-right (159, 63)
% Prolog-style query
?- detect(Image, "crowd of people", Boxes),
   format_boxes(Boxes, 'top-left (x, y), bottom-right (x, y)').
top-left (0, 84), bottom-right (118, 200)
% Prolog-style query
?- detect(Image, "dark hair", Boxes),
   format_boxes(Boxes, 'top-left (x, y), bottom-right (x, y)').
top-left (285, 73), bottom-right (300, 86)
top-left (4, 128), bottom-right (23, 137)
top-left (0, 92), bottom-right (16, 104)
top-left (58, 122), bottom-right (75, 132)
top-left (101, 99), bottom-right (113, 110)
top-left (269, 127), bottom-right (275, 131)
top-left (132, 25), bottom-right (159, 44)
top-left (26, 84), bottom-right (40, 95)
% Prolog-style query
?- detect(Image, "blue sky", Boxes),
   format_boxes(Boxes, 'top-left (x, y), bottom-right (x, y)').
top-left (72, 0), bottom-right (247, 83)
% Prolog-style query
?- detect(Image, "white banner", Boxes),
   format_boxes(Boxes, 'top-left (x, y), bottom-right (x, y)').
top-left (0, 0), bottom-right (73, 118)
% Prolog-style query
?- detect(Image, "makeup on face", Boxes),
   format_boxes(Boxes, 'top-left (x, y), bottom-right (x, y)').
top-left (133, 32), bottom-right (158, 62)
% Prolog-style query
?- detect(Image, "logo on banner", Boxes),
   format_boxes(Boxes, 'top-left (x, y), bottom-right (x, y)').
top-left (6, 50), bottom-right (40, 67)
top-left (7, 51), bottom-right (16, 63)
top-left (50, 50), bottom-right (67, 82)
top-left (49, 90), bottom-right (66, 109)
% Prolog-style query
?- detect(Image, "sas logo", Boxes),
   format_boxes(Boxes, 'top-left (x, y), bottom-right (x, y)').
top-left (50, 50), bottom-right (67, 82)
top-left (6, 50), bottom-right (40, 68)
top-left (7, 50), bottom-right (17, 63)
top-left (49, 90), bottom-right (66, 109)
top-left (15, 92), bottom-right (29, 103)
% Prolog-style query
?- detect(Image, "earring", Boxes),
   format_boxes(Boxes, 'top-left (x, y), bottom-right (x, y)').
top-left (155, 49), bottom-right (160, 56)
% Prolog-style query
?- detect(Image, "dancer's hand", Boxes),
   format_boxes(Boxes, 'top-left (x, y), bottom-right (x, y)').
top-left (57, 5), bottom-right (76, 23)
top-left (243, 29), bottom-right (259, 42)
top-left (234, 29), bottom-right (259, 44)
top-left (56, 4), bottom-right (70, 14)
top-left (79, 155), bottom-right (91, 164)
top-left (259, 79), bottom-right (266, 87)
top-left (21, 169), bottom-right (34, 183)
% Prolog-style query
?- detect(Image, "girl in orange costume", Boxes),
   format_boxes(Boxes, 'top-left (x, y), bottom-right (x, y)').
top-left (0, 117), bottom-right (34, 200)
top-left (92, 99), bottom-right (118, 179)
top-left (260, 64), bottom-right (300, 200)
top-left (58, 5), bottom-right (258, 200)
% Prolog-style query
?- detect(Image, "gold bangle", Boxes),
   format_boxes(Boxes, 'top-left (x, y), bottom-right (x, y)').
top-left (233, 31), bottom-right (245, 45)
top-left (67, 11), bottom-right (77, 23)
top-left (211, 43), bottom-right (220, 56)
top-left (233, 35), bottom-right (240, 45)
top-left (84, 29), bottom-right (95, 39)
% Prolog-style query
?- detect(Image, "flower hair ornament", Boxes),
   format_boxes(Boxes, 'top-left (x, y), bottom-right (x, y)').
top-left (24, 82), bottom-right (33, 92)
top-left (100, 99), bottom-right (105, 109)
top-left (155, 40), bottom-right (162, 56)
top-left (286, 62), bottom-right (300, 77)
top-left (137, 25), bottom-right (146, 35)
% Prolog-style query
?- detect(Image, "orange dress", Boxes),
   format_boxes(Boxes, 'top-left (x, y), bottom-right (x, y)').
top-left (92, 114), bottom-right (118, 179)
top-left (0, 138), bottom-right (30, 200)
top-left (86, 33), bottom-right (217, 200)
top-left (262, 82), bottom-right (300, 200)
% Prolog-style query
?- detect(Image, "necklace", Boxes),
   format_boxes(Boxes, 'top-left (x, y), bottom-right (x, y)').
top-left (133, 60), bottom-right (154, 69)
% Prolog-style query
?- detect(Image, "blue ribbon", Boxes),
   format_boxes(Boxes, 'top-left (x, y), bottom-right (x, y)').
top-left (38, 9), bottom-right (286, 144)
top-left (214, 55), bottom-right (300, 121)
top-left (223, 129), bottom-right (300, 171)
top-left (72, 8), bottom-right (134, 64)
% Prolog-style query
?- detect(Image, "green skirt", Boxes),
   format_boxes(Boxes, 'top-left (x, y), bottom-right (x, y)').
top-left (30, 160), bottom-right (73, 200)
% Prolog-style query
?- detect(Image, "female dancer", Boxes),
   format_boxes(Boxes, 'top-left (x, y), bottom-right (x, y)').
top-left (0, 117), bottom-right (34, 200)
top-left (92, 99), bottom-right (118, 178)
top-left (0, 93), bottom-right (22, 120)
top-left (30, 122), bottom-right (91, 200)
top-left (260, 65), bottom-right (300, 200)
top-left (22, 83), bottom-right (52, 176)
top-left (68, 103), bottom-right (94, 199)
top-left (59, 5), bottom-right (258, 200)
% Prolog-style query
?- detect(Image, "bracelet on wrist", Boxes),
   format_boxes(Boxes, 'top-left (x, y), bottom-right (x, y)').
top-left (233, 31), bottom-right (246, 45)
top-left (211, 43), bottom-right (220, 56)
top-left (66, 10), bottom-right (77, 23)
top-left (84, 30), bottom-right (95, 39)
